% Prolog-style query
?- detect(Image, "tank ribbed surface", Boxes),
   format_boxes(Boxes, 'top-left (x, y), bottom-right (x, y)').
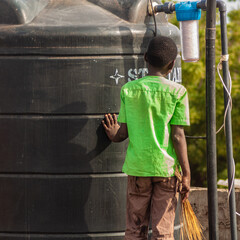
top-left (0, 0), bottom-right (181, 239)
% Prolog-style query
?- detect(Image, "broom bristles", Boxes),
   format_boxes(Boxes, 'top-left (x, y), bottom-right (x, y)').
top-left (180, 199), bottom-right (205, 240)
top-left (175, 168), bottom-right (205, 240)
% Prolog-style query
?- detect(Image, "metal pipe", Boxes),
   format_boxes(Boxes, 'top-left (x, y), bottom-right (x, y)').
top-left (152, 2), bottom-right (219, 239)
top-left (219, 5), bottom-right (238, 240)
top-left (154, 2), bottom-right (175, 14)
top-left (217, 0), bottom-right (227, 11)
top-left (152, 2), bottom-right (237, 238)
top-left (205, 0), bottom-right (219, 238)
top-left (152, 1), bottom-right (219, 238)
top-left (197, 0), bottom-right (207, 11)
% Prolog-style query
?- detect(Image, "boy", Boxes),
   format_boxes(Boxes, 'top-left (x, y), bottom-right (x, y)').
top-left (102, 36), bottom-right (190, 240)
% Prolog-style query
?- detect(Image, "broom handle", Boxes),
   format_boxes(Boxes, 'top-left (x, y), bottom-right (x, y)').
top-left (175, 167), bottom-right (183, 193)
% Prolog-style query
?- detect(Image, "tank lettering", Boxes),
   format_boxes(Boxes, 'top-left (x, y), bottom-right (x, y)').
top-left (110, 69), bottom-right (125, 85)
top-left (128, 68), bottom-right (148, 82)
top-left (167, 67), bottom-right (182, 83)
top-left (172, 68), bottom-right (177, 82)
top-left (128, 69), bottom-right (138, 82)
top-left (140, 68), bottom-right (148, 77)
top-left (177, 67), bottom-right (182, 82)
top-left (110, 67), bottom-right (181, 85)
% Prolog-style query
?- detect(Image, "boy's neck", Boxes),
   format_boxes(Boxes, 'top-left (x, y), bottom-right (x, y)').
top-left (147, 68), bottom-right (168, 77)
top-left (146, 60), bottom-right (175, 77)
top-left (147, 64), bottom-right (171, 77)
top-left (148, 70), bottom-right (166, 77)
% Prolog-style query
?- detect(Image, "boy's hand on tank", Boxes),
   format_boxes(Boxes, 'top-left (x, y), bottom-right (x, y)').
top-left (102, 114), bottom-right (120, 141)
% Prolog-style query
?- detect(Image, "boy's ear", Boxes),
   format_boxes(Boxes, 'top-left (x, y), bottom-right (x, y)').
top-left (164, 60), bottom-right (176, 76)
top-left (167, 60), bottom-right (175, 70)
top-left (144, 53), bottom-right (148, 62)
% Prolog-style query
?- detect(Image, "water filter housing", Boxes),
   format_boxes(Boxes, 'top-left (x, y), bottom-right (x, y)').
top-left (175, 1), bottom-right (201, 62)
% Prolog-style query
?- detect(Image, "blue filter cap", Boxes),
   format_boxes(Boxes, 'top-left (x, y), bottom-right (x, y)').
top-left (175, 1), bottom-right (201, 21)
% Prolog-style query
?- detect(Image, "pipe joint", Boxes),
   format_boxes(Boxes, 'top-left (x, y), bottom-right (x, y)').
top-left (197, 0), bottom-right (227, 12)
top-left (152, 0), bottom-right (226, 14)
top-left (197, 0), bottom-right (207, 11)
top-left (154, 2), bottom-right (175, 14)
top-left (217, 0), bottom-right (227, 12)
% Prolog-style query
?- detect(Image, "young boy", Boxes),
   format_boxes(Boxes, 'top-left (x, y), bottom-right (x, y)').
top-left (102, 36), bottom-right (191, 240)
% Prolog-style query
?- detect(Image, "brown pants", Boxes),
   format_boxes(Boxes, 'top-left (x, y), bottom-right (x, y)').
top-left (125, 176), bottom-right (178, 240)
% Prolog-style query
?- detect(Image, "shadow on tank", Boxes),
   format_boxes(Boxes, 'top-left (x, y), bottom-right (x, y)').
top-left (0, 101), bottom-right (112, 173)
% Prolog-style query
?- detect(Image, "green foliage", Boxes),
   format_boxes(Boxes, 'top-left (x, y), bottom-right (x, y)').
top-left (169, 9), bottom-right (240, 186)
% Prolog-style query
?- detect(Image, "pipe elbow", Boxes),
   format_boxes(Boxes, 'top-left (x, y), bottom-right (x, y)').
top-left (197, 0), bottom-right (207, 11)
top-left (217, 0), bottom-right (227, 12)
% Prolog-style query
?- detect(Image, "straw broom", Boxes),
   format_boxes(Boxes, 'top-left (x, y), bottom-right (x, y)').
top-left (175, 169), bottom-right (205, 240)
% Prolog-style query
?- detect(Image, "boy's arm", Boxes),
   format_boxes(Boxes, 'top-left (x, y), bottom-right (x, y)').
top-left (171, 125), bottom-right (191, 202)
top-left (102, 113), bottom-right (128, 142)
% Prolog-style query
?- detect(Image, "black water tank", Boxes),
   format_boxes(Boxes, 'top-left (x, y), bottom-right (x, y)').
top-left (0, 0), bottom-right (182, 239)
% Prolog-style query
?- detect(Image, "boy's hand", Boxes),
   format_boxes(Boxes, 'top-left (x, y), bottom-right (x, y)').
top-left (171, 125), bottom-right (191, 202)
top-left (181, 175), bottom-right (190, 202)
top-left (102, 114), bottom-right (120, 141)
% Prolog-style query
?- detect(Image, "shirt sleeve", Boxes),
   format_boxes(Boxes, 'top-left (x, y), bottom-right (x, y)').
top-left (170, 88), bottom-right (190, 126)
top-left (118, 88), bottom-right (127, 123)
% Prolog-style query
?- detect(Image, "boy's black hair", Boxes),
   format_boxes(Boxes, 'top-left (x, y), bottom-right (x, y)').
top-left (145, 36), bottom-right (178, 69)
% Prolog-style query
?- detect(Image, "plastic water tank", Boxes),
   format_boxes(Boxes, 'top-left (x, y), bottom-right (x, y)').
top-left (0, 0), bottom-right (182, 239)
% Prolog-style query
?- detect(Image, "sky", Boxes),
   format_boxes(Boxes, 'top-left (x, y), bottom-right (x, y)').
top-left (223, 0), bottom-right (240, 12)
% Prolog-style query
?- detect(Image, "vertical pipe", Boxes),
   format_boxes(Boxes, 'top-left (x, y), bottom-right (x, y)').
top-left (205, 0), bottom-right (219, 239)
top-left (219, 8), bottom-right (238, 240)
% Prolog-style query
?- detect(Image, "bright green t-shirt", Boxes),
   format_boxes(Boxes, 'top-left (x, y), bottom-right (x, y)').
top-left (118, 76), bottom-right (190, 177)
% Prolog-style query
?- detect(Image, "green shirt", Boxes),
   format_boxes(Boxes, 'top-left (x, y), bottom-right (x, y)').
top-left (118, 76), bottom-right (190, 177)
